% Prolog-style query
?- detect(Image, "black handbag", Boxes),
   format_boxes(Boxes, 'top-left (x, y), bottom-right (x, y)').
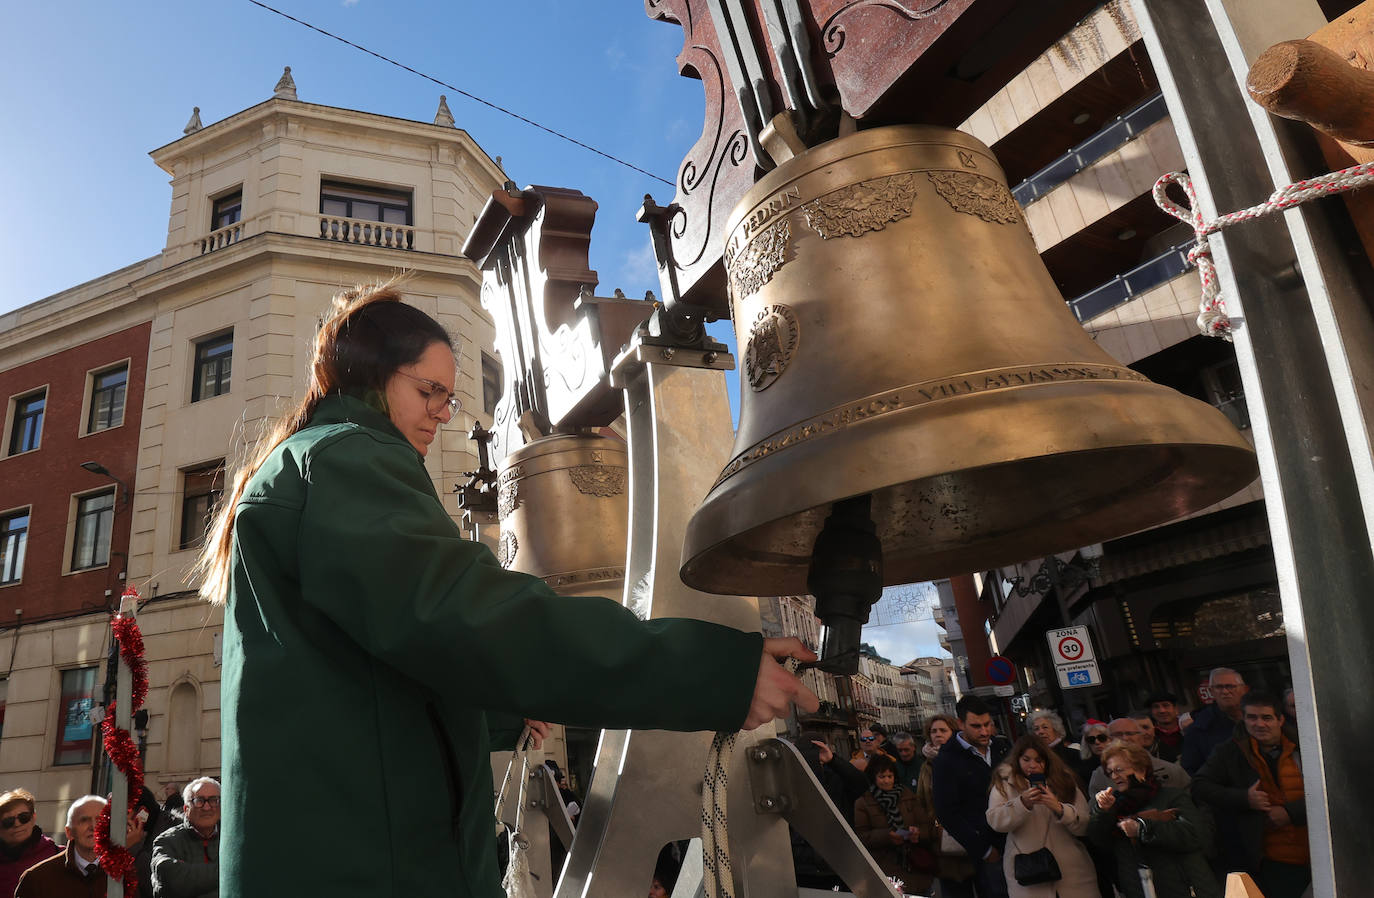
top-left (1013, 846), bottom-right (1062, 886)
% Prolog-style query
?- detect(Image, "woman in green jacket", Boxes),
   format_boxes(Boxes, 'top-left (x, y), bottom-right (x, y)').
top-left (196, 282), bottom-right (818, 898)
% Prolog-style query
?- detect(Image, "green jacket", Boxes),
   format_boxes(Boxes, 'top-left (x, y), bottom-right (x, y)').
top-left (220, 395), bottom-right (762, 897)
top-left (1085, 785), bottom-right (1220, 898)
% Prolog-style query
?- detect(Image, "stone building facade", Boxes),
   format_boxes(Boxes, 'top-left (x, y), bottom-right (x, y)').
top-left (0, 76), bottom-right (504, 829)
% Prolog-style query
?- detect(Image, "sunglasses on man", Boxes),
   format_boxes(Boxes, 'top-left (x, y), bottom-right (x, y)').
top-left (0, 811), bottom-right (33, 829)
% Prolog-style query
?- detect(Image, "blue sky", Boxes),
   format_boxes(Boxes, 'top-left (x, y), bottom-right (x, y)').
top-left (1, 0), bottom-right (945, 662)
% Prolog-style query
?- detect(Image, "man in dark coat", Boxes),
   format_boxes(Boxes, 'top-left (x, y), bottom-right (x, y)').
top-left (1192, 692), bottom-right (1310, 898)
top-left (1181, 668), bottom-right (1248, 773)
top-left (16, 795), bottom-right (146, 898)
top-left (790, 732), bottom-right (870, 889)
top-left (1147, 691), bottom-right (1186, 763)
top-left (932, 696), bottom-right (1012, 898)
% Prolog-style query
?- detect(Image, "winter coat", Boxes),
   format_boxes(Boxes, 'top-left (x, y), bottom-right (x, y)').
top-left (983, 768), bottom-right (1099, 895)
top-left (798, 748), bottom-right (868, 826)
top-left (893, 753), bottom-right (924, 793)
top-left (14, 843), bottom-right (107, 898)
top-left (986, 770), bottom-right (1100, 898)
top-left (0, 828), bottom-right (60, 898)
top-left (854, 788), bottom-right (927, 880)
top-left (931, 734), bottom-right (1011, 861)
top-left (1180, 705), bottom-right (1241, 774)
top-left (221, 395), bottom-right (762, 898)
top-left (1086, 785), bottom-right (1220, 898)
top-left (13, 845), bottom-right (107, 898)
top-left (1191, 730), bottom-right (1308, 874)
top-left (151, 821), bottom-right (218, 898)
top-left (914, 758), bottom-right (977, 882)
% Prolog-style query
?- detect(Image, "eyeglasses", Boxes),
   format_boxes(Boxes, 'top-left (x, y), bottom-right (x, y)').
top-left (189, 796), bottom-right (220, 809)
top-left (1212, 683), bottom-right (1243, 691)
top-left (859, 736), bottom-right (876, 742)
top-left (0, 811), bottom-right (33, 829)
top-left (1085, 734), bottom-right (1111, 744)
top-left (394, 371), bottom-right (461, 417)
top-left (1105, 767), bottom-right (1133, 777)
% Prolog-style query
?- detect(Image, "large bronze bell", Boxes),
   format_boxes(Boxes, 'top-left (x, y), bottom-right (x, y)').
top-left (680, 125), bottom-right (1258, 597)
top-left (496, 432), bottom-right (629, 597)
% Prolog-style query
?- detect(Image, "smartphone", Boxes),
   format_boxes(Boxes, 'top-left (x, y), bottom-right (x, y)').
top-left (1028, 773), bottom-right (1047, 788)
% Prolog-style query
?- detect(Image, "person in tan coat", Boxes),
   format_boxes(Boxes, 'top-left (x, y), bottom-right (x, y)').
top-left (987, 736), bottom-right (1100, 898)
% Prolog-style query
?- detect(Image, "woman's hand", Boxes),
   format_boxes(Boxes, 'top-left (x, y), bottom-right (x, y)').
top-left (811, 740), bottom-right (834, 764)
top-left (1020, 787), bottom-right (1041, 810)
top-left (922, 741), bottom-right (939, 760)
top-left (524, 719), bottom-right (552, 749)
top-left (742, 638), bottom-right (820, 730)
top-left (1117, 817), bottom-right (1142, 839)
top-left (1095, 788), bottom-right (1116, 811)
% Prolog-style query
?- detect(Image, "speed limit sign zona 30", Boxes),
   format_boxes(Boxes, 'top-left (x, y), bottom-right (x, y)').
top-left (1046, 626), bottom-right (1096, 665)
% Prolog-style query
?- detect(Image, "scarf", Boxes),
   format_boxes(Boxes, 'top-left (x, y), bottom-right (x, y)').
top-left (870, 785), bottom-right (904, 831)
top-left (1110, 775), bottom-right (1160, 818)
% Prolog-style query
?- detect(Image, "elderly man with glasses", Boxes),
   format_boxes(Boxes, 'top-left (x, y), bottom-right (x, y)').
top-left (1182, 668), bottom-right (1250, 774)
top-left (1086, 717), bottom-right (1191, 795)
top-left (151, 778), bottom-right (220, 898)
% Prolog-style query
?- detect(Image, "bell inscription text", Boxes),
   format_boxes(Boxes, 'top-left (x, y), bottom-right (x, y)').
top-left (713, 363), bottom-right (1148, 488)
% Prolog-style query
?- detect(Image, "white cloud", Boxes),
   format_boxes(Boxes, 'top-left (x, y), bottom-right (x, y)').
top-left (862, 618), bottom-right (948, 666)
top-left (342, 0), bottom-right (360, 6)
top-left (618, 240), bottom-right (659, 293)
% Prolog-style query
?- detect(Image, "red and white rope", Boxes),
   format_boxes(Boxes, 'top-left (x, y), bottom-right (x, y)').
top-left (1153, 160), bottom-right (1374, 340)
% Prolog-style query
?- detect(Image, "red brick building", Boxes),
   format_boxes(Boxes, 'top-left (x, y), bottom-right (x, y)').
top-left (0, 322), bottom-right (151, 624)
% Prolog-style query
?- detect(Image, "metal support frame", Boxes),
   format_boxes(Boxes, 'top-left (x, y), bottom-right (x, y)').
top-left (554, 341), bottom-right (796, 897)
top-left (492, 750), bottom-right (578, 896)
top-left (1132, 1), bottom-right (1374, 892)
top-left (746, 739), bottom-right (899, 897)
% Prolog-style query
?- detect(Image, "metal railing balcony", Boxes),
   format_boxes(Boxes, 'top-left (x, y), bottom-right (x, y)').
top-left (1067, 239), bottom-right (1197, 324)
top-left (1012, 92), bottom-right (1170, 206)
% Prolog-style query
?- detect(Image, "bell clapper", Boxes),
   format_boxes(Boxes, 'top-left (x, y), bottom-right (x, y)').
top-left (804, 494), bottom-right (884, 676)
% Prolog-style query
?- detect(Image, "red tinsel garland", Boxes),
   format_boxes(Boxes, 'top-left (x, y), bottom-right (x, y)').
top-left (94, 590), bottom-right (150, 892)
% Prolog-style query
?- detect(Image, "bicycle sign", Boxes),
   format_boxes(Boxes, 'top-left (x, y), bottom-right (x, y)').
top-left (1056, 661), bottom-right (1102, 689)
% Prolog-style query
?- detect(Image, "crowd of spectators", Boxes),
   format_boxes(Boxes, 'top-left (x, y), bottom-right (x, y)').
top-left (790, 667), bottom-right (1311, 898)
top-left (0, 778), bottom-right (219, 898)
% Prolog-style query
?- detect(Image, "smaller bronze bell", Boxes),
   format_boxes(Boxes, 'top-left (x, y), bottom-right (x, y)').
top-left (680, 124), bottom-right (1258, 597)
top-left (495, 433), bottom-right (629, 597)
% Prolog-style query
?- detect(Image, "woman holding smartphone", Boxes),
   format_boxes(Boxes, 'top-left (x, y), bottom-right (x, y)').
top-left (987, 736), bottom-right (1100, 898)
